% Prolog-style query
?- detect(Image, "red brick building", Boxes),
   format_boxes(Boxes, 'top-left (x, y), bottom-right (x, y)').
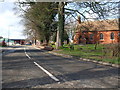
top-left (73, 19), bottom-right (120, 44)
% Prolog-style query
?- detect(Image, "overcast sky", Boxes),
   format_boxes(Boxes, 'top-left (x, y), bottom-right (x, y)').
top-left (0, 1), bottom-right (25, 39)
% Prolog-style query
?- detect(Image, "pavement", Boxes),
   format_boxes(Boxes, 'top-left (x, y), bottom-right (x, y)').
top-left (2, 46), bottom-right (20, 53)
top-left (2, 45), bottom-right (119, 88)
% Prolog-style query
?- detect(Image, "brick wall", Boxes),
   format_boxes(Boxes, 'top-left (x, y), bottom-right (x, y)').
top-left (73, 30), bottom-right (120, 44)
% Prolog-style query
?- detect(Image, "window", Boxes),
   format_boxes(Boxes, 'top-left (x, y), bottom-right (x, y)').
top-left (118, 33), bottom-right (120, 37)
top-left (118, 33), bottom-right (120, 40)
top-left (110, 32), bottom-right (114, 40)
top-left (90, 34), bottom-right (94, 40)
top-left (100, 33), bottom-right (104, 40)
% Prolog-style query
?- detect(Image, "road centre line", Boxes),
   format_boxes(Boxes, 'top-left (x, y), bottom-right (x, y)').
top-left (24, 48), bottom-right (31, 59)
top-left (25, 52), bottom-right (31, 59)
top-left (34, 62), bottom-right (59, 82)
top-left (24, 47), bottom-right (60, 82)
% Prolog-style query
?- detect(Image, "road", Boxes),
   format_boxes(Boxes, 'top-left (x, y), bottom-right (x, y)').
top-left (2, 46), bottom-right (119, 88)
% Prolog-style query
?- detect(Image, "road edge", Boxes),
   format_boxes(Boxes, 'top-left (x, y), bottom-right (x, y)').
top-left (34, 46), bottom-right (119, 68)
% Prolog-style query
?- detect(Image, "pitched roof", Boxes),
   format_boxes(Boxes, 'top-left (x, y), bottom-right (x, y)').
top-left (76, 19), bottom-right (119, 31)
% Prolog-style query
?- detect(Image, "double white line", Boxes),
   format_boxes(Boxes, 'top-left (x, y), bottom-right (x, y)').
top-left (24, 47), bottom-right (59, 82)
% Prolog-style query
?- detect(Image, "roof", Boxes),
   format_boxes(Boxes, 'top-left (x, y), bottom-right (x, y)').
top-left (82, 30), bottom-right (120, 32)
top-left (10, 39), bottom-right (25, 41)
top-left (0, 38), bottom-right (24, 42)
top-left (76, 19), bottom-right (119, 31)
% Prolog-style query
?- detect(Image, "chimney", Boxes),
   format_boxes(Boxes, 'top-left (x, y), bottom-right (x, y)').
top-left (77, 16), bottom-right (81, 24)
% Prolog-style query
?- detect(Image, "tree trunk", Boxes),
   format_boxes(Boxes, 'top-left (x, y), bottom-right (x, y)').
top-left (56, 30), bottom-right (60, 49)
top-left (44, 37), bottom-right (49, 46)
top-left (94, 42), bottom-right (98, 50)
top-left (56, 2), bottom-right (65, 49)
top-left (35, 39), bottom-right (36, 45)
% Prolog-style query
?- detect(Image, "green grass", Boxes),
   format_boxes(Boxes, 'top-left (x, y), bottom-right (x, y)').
top-left (102, 58), bottom-right (119, 64)
top-left (52, 44), bottom-right (119, 64)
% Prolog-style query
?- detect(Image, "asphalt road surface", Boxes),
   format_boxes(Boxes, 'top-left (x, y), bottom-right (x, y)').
top-left (2, 46), bottom-right (119, 88)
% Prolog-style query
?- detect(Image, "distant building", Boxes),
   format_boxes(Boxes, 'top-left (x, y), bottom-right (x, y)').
top-left (73, 18), bottom-right (120, 44)
top-left (0, 38), bottom-right (26, 46)
top-left (10, 39), bottom-right (25, 45)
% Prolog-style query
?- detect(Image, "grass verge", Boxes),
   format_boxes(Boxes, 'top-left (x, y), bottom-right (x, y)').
top-left (52, 44), bottom-right (120, 64)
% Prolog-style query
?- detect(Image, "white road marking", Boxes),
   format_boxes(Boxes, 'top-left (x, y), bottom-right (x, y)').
top-left (26, 53), bottom-right (31, 59)
top-left (34, 61), bottom-right (59, 82)
top-left (24, 47), bottom-right (59, 82)
top-left (24, 47), bottom-right (31, 59)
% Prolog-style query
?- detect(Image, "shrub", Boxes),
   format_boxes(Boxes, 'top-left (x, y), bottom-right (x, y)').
top-left (103, 43), bottom-right (120, 57)
top-left (69, 44), bottom-right (74, 50)
top-left (112, 43), bottom-right (120, 57)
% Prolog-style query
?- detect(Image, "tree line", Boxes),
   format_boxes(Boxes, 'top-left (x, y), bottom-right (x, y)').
top-left (15, 1), bottom-right (119, 49)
